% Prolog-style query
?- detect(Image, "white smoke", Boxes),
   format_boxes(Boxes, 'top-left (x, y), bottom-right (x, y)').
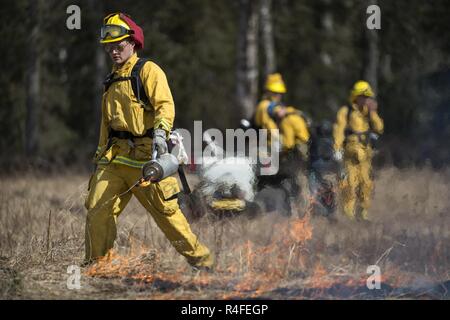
top-left (199, 156), bottom-right (256, 202)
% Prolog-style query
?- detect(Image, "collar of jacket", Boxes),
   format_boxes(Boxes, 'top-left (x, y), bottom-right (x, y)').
top-left (112, 53), bottom-right (139, 75)
top-left (351, 103), bottom-right (369, 116)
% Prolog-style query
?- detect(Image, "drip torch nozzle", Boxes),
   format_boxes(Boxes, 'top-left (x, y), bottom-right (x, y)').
top-left (139, 153), bottom-right (180, 187)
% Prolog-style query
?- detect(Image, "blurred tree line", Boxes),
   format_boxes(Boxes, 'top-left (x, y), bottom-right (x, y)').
top-left (0, 0), bottom-right (449, 170)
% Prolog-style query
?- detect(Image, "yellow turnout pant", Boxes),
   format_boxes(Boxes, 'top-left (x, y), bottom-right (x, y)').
top-left (84, 163), bottom-right (213, 268)
top-left (340, 149), bottom-right (373, 220)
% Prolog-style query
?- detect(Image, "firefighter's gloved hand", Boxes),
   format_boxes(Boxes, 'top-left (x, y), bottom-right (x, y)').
top-left (334, 150), bottom-right (343, 162)
top-left (153, 129), bottom-right (168, 156)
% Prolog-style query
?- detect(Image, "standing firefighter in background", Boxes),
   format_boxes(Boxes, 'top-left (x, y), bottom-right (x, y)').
top-left (333, 81), bottom-right (384, 221)
top-left (84, 13), bottom-right (213, 270)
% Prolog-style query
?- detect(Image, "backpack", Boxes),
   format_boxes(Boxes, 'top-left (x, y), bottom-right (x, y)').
top-left (103, 58), bottom-right (151, 107)
top-left (267, 102), bottom-right (313, 128)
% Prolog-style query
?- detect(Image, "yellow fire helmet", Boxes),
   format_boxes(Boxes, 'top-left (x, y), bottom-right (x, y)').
top-left (349, 80), bottom-right (375, 103)
top-left (100, 13), bottom-right (132, 44)
top-left (265, 73), bottom-right (287, 94)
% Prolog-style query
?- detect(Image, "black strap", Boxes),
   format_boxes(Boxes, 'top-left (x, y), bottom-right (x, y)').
top-left (164, 132), bottom-right (191, 194)
top-left (103, 58), bottom-right (151, 107)
top-left (109, 128), bottom-right (154, 140)
top-left (130, 58), bottom-right (150, 106)
top-left (177, 166), bottom-right (192, 194)
top-left (344, 106), bottom-right (373, 145)
top-left (103, 73), bottom-right (124, 92)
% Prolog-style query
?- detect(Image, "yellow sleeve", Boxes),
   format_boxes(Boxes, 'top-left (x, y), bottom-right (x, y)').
top-left (95, 96), bottom-right (109, 157)
top-left (255, 100), bottom-right (269, 128)
top-left (263, 112), bottom-right (278, 131)
top-left (254, 101), bottom-right (265, 128)
top-left (293, 115), bottom-right (310, 144)
top-left (333, 106), bottom-right (349, 151)
top-left (369, 111), bottom-right (384, 134)
top-left (255, 100), bottom-right (278, 130)
top-left (280, 118), bottom-right (295, 150)
top-left (280, 115), bottom-right (310, 151)
top-left (141, 61), bottom-right (175, 133)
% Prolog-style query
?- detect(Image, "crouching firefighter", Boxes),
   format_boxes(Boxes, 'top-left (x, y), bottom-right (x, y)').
top-left (333, 81), bottom-right (384, 221)
top-left (84, 13), bottom-right (214, 270)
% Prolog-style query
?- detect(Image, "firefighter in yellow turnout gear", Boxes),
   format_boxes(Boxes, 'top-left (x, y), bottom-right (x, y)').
top-left (254, 73), bottom-right (310, 151)
top-left (84, 13), bottom-right (213, 269)
top-left (333, 81), bottom-right (384, 221)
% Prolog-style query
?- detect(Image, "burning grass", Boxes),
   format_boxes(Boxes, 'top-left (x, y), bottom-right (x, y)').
top-left (0, 166), bottom-right (449, 299)
top-left (81, 214), bottom-right (314, 298)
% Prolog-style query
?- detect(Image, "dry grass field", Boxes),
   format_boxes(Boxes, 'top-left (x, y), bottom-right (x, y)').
top-left (0, 166), bottom-right (449, 299)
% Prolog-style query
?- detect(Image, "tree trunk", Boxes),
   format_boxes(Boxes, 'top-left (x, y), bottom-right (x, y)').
top-left (364, 0), bottom-right (379, 93)
top-left (260, 0), bottom-right (276, 77)
top-left (88, 0), bottom-right (107, 143)
top-left (236, 0), bottom-right (260, 120)
top-left (320, 0), bottom-right (338, 111)
top-left (25, 0), bottom-right (41, 156)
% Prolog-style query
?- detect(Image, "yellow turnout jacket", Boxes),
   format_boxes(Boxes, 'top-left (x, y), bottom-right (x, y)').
top-left (95, 53), bottom-right (175, 168)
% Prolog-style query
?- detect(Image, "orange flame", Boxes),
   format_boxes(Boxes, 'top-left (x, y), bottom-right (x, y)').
top-left (84, 214), bottom-right (315, 298)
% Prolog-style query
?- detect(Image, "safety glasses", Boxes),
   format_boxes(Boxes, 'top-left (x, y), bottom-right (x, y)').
top-left (100, 24), bottom-right (133, 41)
top-left (103, 41), bottom-right (131, 53)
